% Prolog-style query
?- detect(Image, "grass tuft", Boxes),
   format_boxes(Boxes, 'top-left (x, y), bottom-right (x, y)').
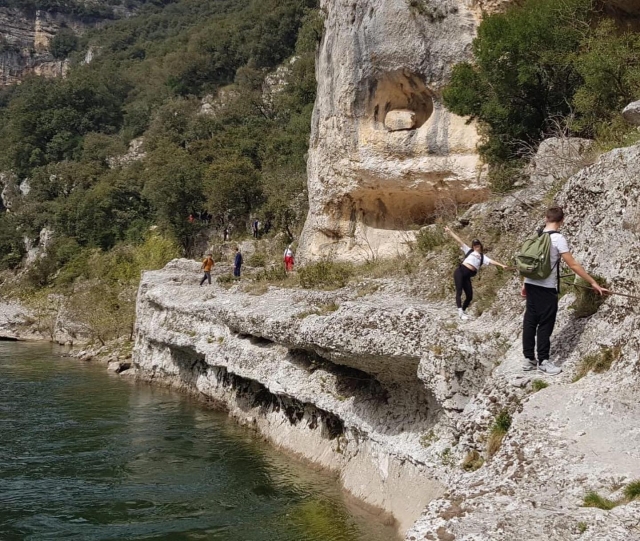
top-left (487, 410), bottom-right (512, 457)
top-left (624, 480), bottom-right (640, 501)
top-left (569, 275), bottom-right (608, 318)
top-left (573, 346), bottom-right (620, 382)
top-left (531, 379), bottom-right (549, 392)
top-left (298, 260), bottom-right (354, 290)
top-left (582, 492), bottom-right (618, 510)
top-left (416, 226), bottom-right (446, 255)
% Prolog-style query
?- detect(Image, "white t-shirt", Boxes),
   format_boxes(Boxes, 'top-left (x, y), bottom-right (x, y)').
top-left (461, 244), bottom-right (492, 270)
top-left (524, 230), bottom-right (570, 289)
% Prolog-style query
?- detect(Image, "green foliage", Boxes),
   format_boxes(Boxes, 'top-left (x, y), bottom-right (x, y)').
top-left (444, 0), bottom-right (640, 166)
top-left (298, 260), bottom-right (354, 290)
top-left (573, 346), bottom-right (620, 382)
top-left (583, 491), bottom-right (618, 510)
top-left (50, 28), bottom-right (79, 59)
top-left (0, 0), bottom-right (320, 272)
top-left (623, 480), bottom-right (640, 501)
top-left (0, 213), bottom-right (26, 270)
top-left (572, 19), bottom-right (640, 138)
top-left (570, 275), bottom-right (608, 318)
top-left (531, 379), bottom-right (549, 392)
top-left (488, 162), bottom-right (524, 193)
top-left (487, 409), bottom-right (512, 457)
top-left (416, 226), bottom-right (446, 254)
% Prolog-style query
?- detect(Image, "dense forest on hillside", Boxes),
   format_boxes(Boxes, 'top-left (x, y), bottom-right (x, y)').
top-left (0, 0), bottom-right (165, 18)
top-left (0, 0), bottom-right (320, 285)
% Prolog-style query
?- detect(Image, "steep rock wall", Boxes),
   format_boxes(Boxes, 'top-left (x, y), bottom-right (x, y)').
top-left (299, 0), bottom-right (486, 263)
top-left (0, 7), bottom-right (103, 86)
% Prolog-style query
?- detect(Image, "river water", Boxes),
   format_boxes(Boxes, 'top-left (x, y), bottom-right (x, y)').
top-left (0, 342), bottom-right (398, 541)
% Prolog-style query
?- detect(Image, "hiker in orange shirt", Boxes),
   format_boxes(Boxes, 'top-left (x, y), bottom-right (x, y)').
top-left (200, 254), bottom-right (214, 286)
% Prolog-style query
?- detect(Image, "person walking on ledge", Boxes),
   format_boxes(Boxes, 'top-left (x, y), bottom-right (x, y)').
top-left (200, 254), bottom-right (214, 286)
top-left (283, 244), bottom-right (295, 273)
top-left (444, 226), bottom-right (509, 320)
top-left (233, 247), bottom-right (243, 278)
top-left (519, 207), bottom-right (606, 375)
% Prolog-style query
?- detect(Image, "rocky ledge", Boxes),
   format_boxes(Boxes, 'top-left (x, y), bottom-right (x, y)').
top-left (133, 143), bottom-right (640, 539)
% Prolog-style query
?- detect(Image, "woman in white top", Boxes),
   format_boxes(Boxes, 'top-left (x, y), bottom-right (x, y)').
top-left (283, 245), bottom-right (295, 272)
top-left (444, 226), bottom-right (508, 320)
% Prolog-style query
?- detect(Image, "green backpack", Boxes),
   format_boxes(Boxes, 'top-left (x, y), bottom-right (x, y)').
top-left (514, 231), bottom-right (560, 280)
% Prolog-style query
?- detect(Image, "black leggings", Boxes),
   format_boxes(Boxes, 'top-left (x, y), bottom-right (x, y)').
top-left (453, 265), bottom-right (476, 310)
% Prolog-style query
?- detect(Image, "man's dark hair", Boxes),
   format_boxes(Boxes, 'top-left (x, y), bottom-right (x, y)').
top-left (546, 206), bottom-right (564, 223)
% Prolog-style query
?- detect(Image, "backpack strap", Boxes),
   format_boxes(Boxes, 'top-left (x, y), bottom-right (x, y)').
top-left (547, 231), bottom-right (561, 294)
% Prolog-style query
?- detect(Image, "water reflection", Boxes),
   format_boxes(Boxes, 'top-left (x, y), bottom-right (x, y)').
top-left (0, 342), bottom-right (399, 541)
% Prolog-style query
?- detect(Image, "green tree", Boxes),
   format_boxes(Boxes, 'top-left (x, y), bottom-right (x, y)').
top-left (50, 28), bottom-right (79, 59)
top-left (572, 19), bottom-right (640, 137)
top-left (204, 157), bottom-right (264, 226)
top-left (443, 0), bottom-right (595, 164)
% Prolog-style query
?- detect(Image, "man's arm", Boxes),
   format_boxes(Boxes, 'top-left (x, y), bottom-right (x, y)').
top-left (561, 252), bottom-right (607, 295)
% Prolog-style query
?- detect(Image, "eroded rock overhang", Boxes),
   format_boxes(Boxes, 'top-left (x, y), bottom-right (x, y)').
top-left (299, 0), bottom-right (486, 262)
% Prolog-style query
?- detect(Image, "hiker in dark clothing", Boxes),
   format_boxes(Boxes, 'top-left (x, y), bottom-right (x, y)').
top-left (444, 226), bottom-right (508, 320)
top-left (234, 247), bottom-right (243, 278)
top-left (252, 219), bottom-right (259, 239)
top-left (521, 207), bottom-right (606, 375)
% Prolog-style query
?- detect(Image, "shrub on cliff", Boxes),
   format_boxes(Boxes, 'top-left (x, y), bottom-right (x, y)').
top-left (298, 260), bottom-right (354, 290)
top-left (443, 0), bottom-right (640, 164)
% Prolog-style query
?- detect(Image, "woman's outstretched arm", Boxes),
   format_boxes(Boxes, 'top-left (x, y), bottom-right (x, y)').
top-left (444, 226), bottom-right (466, 248)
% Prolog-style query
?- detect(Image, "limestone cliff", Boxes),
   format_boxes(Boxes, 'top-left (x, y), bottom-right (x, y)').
top-left (299, 0), bottom-right (485, 263)
top-left (0, 5), bottom-right (112, 86)
top-left (133, 140), bottom-right (640, 539)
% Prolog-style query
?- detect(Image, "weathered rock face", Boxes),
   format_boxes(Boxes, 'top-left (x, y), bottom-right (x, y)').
top-left (134, 141), bottom-right (640, 540)
top-left (299, 0), bottom-right (486, 263)
top-left (0, 7), bottom-right (111, 86)
top-left (406, 142), bottom-right (640, 541)
top-left (1, 8), bottom-right (69, 85)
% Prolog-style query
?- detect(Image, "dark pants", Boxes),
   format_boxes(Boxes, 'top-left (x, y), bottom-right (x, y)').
top-left (200, 271), bottom-right (211, 286)
top-left (453, 265), bottom-right (476, 310)
top-left (234, 266), bottom-right (241, 277)
top-left (522, 283), bottom-right (559, 362)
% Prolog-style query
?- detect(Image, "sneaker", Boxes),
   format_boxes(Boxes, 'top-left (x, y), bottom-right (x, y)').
top-left (538, 360), bottom-right (562, 376)
top-left (458, 309), bottom-right (469, 321)
top-left (522, 359), bottom-right (537, 371)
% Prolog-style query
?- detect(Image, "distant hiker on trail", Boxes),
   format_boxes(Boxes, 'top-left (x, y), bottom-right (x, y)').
top-left (283, 245), bottom-right (295, 272)
top-left (517, 206), bottom-right (607, 375)
top-left (252, 219), bottom-right (259, 239)
top-left (444, 226), bottom-right (509, 320)
top-left (234, 247), bottom-right (243, 278)
top-left (200, 254), bottom-right (214, 286)
top-left (223, 226), bottom-right (230, 242)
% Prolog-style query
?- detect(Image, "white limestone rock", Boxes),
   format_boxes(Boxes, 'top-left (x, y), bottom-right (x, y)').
top-left (385, 109), bottom-right (417, 131)
top-left (622, 100), bottom-right (640, 126)
top-left (298, 0), bottom-right (487, 264)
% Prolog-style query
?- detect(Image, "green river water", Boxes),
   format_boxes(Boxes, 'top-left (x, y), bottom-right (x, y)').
top-left (0, 342), bottom-right (398, 541)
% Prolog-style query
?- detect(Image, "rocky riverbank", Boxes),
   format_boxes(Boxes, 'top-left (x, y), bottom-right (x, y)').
top-left (133, 142), bottom-right (640, 540)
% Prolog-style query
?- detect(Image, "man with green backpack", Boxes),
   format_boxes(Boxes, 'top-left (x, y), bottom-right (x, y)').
top-left (515, 206), bottom-right (606, 375)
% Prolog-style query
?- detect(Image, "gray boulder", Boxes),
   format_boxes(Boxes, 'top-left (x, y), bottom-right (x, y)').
top-left (622, 100), bottom-right (640, 126)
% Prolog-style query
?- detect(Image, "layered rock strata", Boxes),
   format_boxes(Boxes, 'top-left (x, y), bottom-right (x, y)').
top-left (134, 142), bottom-right (640, 540)
top-left (133, 256), bottom-right (522, 533)
top-left (299, 0), bottom-right (486, 263)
